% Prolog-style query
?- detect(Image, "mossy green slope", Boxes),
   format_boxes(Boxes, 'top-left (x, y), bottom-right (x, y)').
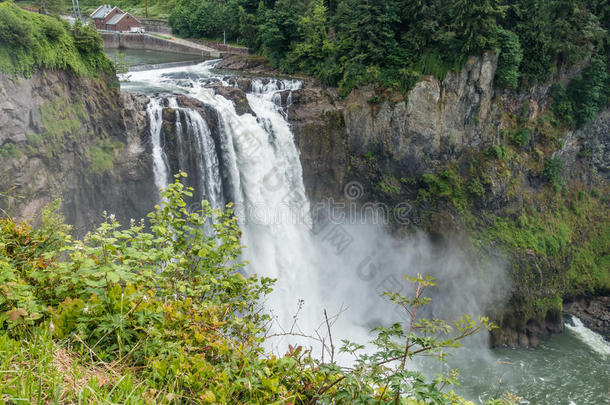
top-left (0, 1), bottom-right (112, 77)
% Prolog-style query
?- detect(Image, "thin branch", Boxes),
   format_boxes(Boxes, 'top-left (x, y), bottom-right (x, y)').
top-left (324, 309), bottom-right (335, 364)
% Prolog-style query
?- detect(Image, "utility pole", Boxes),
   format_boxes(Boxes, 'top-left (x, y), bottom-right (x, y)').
top-left (223, 30), bottom-right (226, 45)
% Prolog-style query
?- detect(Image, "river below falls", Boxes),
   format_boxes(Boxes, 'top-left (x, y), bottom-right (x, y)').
top-left (116, 51), bottom-right (609, 404)
top-left (429, 318), bottom-right (609, 404)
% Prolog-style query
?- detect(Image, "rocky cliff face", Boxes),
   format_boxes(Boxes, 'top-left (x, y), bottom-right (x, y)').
top-left (0, 70), bottom-right (156, 233)
top-left (288, 53), bottom-right (608, 202)
top-left (287, 54), bottom-right (505, 205)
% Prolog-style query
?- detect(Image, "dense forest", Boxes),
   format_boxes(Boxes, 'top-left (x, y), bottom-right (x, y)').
top-left (168, 0), bottom-right (609, 110)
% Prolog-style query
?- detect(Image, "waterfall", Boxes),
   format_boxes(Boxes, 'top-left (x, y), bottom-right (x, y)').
top-left (130, 62), bottom-right (508, 357)
top-left (147, 97), bottom-right (170, 198)
top-left (183, 109), bottom-right (224, 210)
top-left (146, 95), bottom-right (224, 211)
top-left (122, 59), bottom-right (607, 404)
top-left (134, 66), bottom-right (325, 349)
top-left (565, 316), bottom-right (610, 356)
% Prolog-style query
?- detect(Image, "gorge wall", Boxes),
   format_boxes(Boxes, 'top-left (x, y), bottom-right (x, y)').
top-left (0, 70), bottom-right (156, 234)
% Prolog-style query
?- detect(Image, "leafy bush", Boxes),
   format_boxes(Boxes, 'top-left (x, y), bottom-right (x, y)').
top-left (543, 156), bottom-right (563, 184)
top-left (467, 178), bottom-right (486, 198)
top-left (0, 142), bottom-right (21, 158)
top-left (509, 128), bottom-right (531, 148)
top-left (419, 170), bottom-right (469, 214)
top-left (0, 2), bottom-right (34, 47)
top-left (485, 144), bottom-right (508, 161)
top-left (42, 16), bottom-right (66, 40)
top-left (72, 20), bottom-right (103, 54)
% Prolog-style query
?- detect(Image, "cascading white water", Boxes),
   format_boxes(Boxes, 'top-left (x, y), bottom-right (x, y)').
top-left (132, 66), bottom-right (331, 350)
top-left (149, 96), bottom-right (224, 210)
top-left (147, 97), bottom-right (170, 197)
top-left (184, 110), bottom-right (225, 210)
top-left (565, 316), bottom-right (610, 356)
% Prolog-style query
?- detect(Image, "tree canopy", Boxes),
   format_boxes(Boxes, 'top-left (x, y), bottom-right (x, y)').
top-left (169, 0), bottom-right (608, 98)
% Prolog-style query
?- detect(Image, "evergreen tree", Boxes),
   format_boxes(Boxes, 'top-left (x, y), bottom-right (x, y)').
top-left (450, 0), bottom-right (505, 56)
top-left (332, 0), bottom-right (401, 91)
top-left (550, 1), bottom-right (605, 65)
top-left (495, 27), bottom-right (523, 89)
top-left (165, 0), bottom-right (608, 100)
top-left (333, 0), bottom-right (399, 65)
top-left (258, 0), bottom-right (305, 66)
top-left (572, 54), bottom-right (609, 126)
top-left (286, 0), bottom-right (338, 81)
top-left (510, 0), bottom-right (554, 83)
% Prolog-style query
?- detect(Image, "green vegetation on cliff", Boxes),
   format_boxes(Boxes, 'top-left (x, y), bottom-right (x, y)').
top-left (416, 117), bottom-right (609, 321)
top-left (0, 2), bottom-right (112, 77)
top-left (356, 97), bottom-right (608, 330)
top-left (168, 0), bottom-right (609, 98)
top-left (0, 174), bottom-right (510, 404)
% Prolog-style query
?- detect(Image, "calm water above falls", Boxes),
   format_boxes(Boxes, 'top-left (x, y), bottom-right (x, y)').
top-left (104, 49), bottom-right (201, 67)
top-left (120, 55), bottom-right (609, 405)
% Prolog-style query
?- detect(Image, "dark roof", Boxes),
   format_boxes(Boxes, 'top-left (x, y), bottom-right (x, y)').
top-left (90, 4), bottom-right (112, 19)
top-left (106, 12), bottom-right (125, 25)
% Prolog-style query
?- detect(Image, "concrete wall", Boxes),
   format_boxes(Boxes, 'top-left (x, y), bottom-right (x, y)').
top-left (199, 40), bottom-right (249, 56)
top-left (129, 60), bottom-right (203, 72)
top-left (101, 32), bottom-right (217, 57)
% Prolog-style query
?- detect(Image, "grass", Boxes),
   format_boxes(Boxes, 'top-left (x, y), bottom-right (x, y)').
top-left (151, 33), bottom-right (173, 40)
top-left (0, 327), bottom-right (163, 403)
